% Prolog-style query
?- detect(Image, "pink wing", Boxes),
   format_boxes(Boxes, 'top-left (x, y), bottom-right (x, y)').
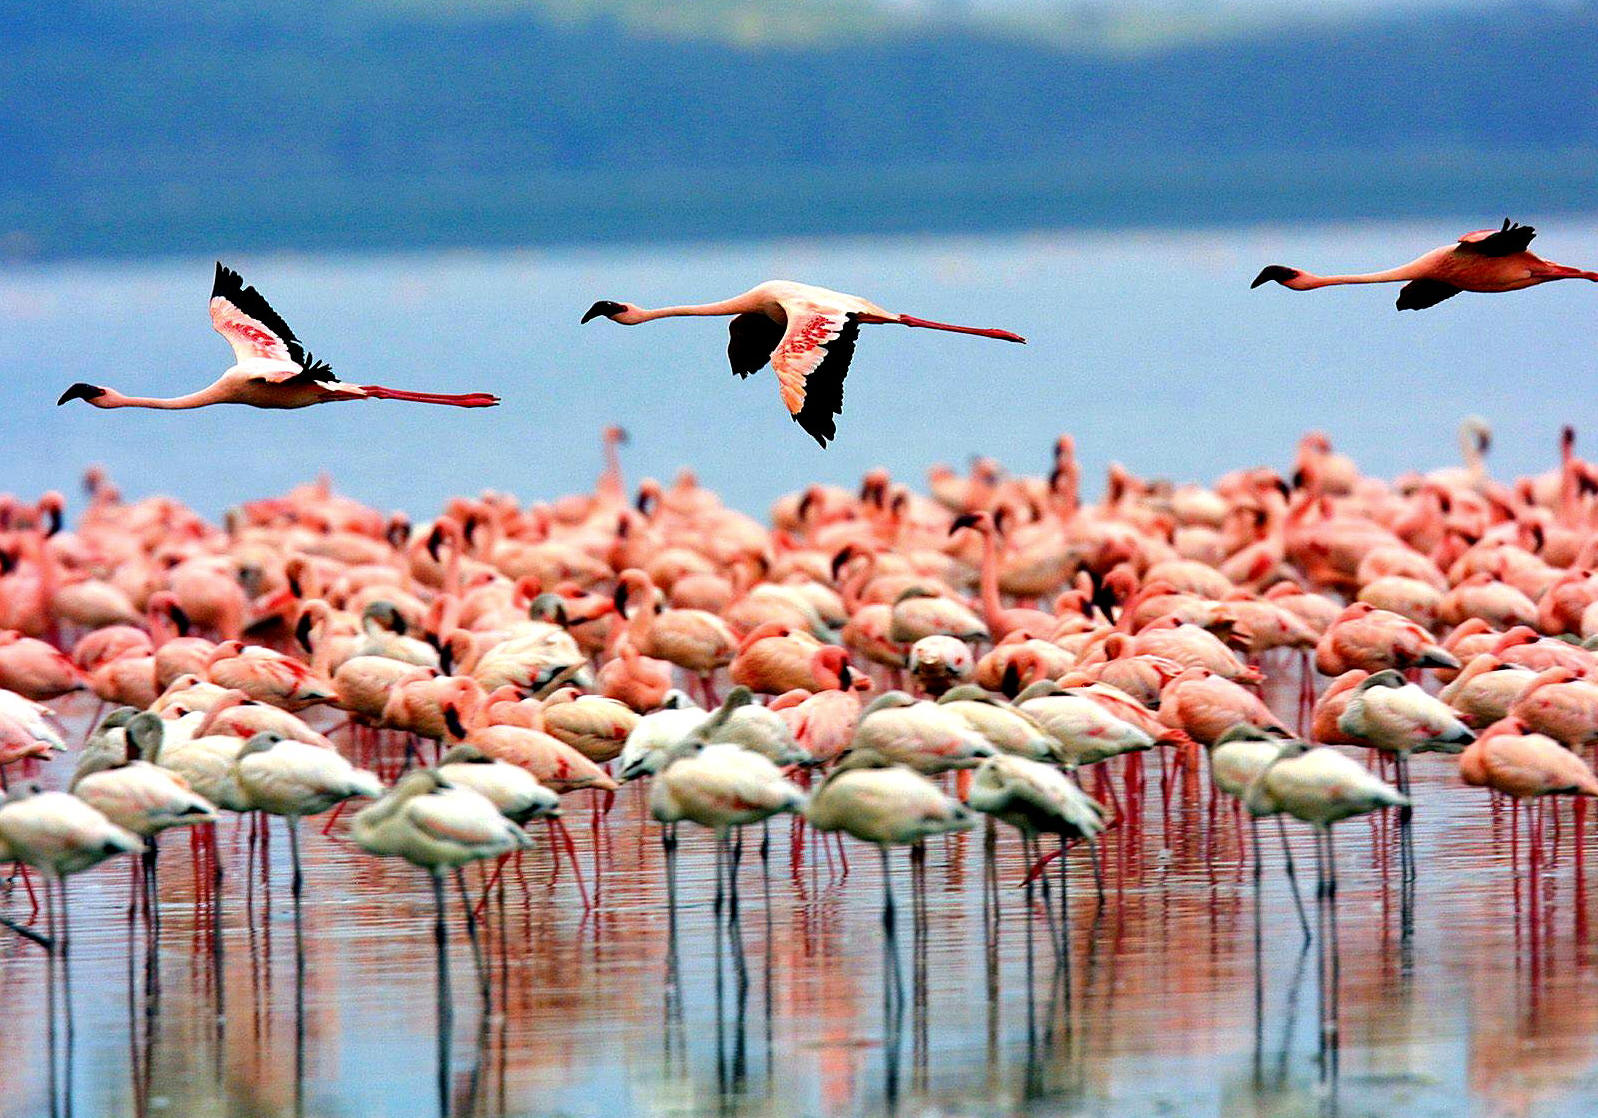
top-left (769, 307), bottom-right (860, 448)
top-left (209, 295), bottom-right (295, 363)
top-left (207, 263), bottom-right (336, 380)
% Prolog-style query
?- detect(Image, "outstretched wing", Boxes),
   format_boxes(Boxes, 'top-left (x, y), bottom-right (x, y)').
top-left (1457, 218), bottom-right (1536, 257)
top-left (208, 263), bottom-right (337, 381)
top-left (769, 309), bottom-right (859, 448)
top-left (727, 312), bottom-right (784, 378)
top-left (1396, 279), bottom-right (1462, 311)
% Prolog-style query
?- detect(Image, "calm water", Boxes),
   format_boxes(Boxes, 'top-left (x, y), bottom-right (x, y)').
top-left (3, 677), bottom-right (1598, 1117)
top-left (3, 224), bottom-right (1598, 1116)
top-left (1, 219), bottom-right (1595, 518)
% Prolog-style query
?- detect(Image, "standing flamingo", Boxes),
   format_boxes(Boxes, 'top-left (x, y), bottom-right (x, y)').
top-left (57, 263), bottom-right (500, 411)
top-left (581, 281), bottom-right (1024, 446)
top-left (1245, 740), bottom-right (1407, 1069)
top-left (1251, 220), bottom-right (1598, 310)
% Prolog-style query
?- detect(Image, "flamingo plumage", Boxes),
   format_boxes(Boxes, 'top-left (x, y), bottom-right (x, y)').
top-left (57, 263), bottom-right (500, 411)
top-left (581, 280), bottom-right (1023, 446)
top-left (1252, 220), bottom-right (1598, 310)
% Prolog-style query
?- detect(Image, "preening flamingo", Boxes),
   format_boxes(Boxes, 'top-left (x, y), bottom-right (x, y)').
top-left (581, 281), bottom-right (1024, 446)
top-left (1251, 220), bottom-right (1598, 310)
top-left (57, 263), bottom-right (500, 411)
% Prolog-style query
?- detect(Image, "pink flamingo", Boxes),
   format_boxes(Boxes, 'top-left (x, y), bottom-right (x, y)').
top-left (582, 281), bottom-right (1024, 446)
top-left (58, 263), bottom-right (500, 411)
top-left (1252, 220), bottom-right (1598, 310)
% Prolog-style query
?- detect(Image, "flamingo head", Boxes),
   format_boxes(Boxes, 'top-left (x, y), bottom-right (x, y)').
top-left (57, 382), bottom-right (107, 407)
top-left (581, 300), bottom-right (639, 325)
top-left (948, 511), bottom-right (991, 537)
top-left (1250, 265), bottom-right (1302, 289)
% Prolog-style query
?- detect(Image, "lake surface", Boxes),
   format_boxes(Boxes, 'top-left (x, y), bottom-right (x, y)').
top-left (1, 218), bottom-right (1594, 520)
top-left (3, 224), bottom-right (1598, 1116)
top-left (3, 674), bottom-right (1598, 1117)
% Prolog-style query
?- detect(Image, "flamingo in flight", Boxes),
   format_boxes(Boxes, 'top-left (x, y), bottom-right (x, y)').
top-left (1251, 220), bottom-right (1598, 310)
top-left (57, 263), bottom-right (500, 411)
top-left (581, 280), bottom-right (1025, 447)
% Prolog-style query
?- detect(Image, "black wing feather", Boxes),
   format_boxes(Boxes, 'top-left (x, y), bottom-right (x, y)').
top-left (212, 262), bottom-right (337, 381)
top-left (1396, 279), bottom-right (1462, 311)
top-left (1458, 218), bottom-right (1537, 257)
top-left (791, 315), bottom-right (859, 449)
top-left (727, 313), bottom-right (783, 379)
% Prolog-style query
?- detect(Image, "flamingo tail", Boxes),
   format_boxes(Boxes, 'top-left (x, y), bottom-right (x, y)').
top-left (359, 385), bottom-right (501, 407)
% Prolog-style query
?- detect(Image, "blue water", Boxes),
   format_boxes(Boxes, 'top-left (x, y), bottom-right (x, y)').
top-left (2, 218), bottom-right (1593, 519)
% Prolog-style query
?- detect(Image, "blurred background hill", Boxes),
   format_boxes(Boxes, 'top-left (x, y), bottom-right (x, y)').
top-left (4, 0), bottom-right (1593, 259)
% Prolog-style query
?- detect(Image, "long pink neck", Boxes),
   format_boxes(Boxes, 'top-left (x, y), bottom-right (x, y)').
top-left (95, 387), bottom-right (225, 409)
top-left (632, 298), bottom-right (754, 322)
top-left (976, 528), bottom-right (1004, 631)
top-left (1289, 266), bottom-right (1424, 289)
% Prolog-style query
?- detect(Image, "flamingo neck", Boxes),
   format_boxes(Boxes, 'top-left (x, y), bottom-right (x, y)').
top-left (1288, 266), bottom-right (1424, 289)
top-left (976, 528), bottom-right (1004, 632)
top-left (630, 298), bottom-right (753, 323)
top-left (93, 387), bottom-right (223, 410)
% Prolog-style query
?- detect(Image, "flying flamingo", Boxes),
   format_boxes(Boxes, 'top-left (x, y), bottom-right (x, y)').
top-left (1251, 220), bottom-right (1598, 310)
top-left (581, 281), bottom-right (1025, 446)
top-left (57, 263), bottom-right (500, 411)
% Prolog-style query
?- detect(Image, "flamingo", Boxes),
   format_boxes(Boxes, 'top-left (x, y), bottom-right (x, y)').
top-left (804, 750), bottom-right (974, 936)
top-left (1251, 220), bottom-right (1598, 310)
top-left (57, 263), bottom-right (500, 411)
top-left (647, 734), bottom-right (806, 925)
top-left (234, 731), bottom-right (383, 952)
top-left (934, 686), bottom-right (1056, 762)
top-left (969, 754), bottom-right (1109, 958)
top-left (71, 712), bottom-right (218, 942)
top-left (0, 787), bottom-right (144, 1056)
top-left (1245, 739), bottom-right (1407, 1062)
top-left (581, 281), bottom-right (1024, 446)
top-left (352, 768), bottom-right (531, 1106)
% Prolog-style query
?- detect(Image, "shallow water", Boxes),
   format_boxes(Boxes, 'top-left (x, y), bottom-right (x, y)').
top-left (2, 218), bottom-right (1597, 520)
top-left (4, 674), bottom-right (1598, 1117)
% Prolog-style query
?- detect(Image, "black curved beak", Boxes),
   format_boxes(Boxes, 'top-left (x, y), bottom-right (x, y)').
top-left (170, 603), bottom-right (192, 636)
top-left (612, 584), bottom-right (630, 619)
top-left (838, 664), bottom-right (853, 689)
top-left (57, 382), bottom-right (106, 406)
top-left (44, 506), bottom-right (62, 538)
top-left (949, 513), bottom-right (981, 535)
top-left (1251, 265), bottom-right (1299, 289)
top-left (295, 612), bottom-right (315, 652)
top-left (582, 300), bottom-right (625, 324)
top-left (444, 705), bottom-right (468, 740)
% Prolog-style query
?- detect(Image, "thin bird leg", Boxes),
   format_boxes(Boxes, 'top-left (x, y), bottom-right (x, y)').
top-left (0, 912), bottom-right (51, 949)
top-left (454, 867), bottom-right (490, 1005)
top-left (472, 855), bottom-right (510, 923)
top-left (431, 871), bottom-right (452, 1118)
top-left (320, 801), bottom-right (348, 837)
top-left (1326, 827), bottom-right (1342, 1075)
top-left (1057, 835), bottom-right (1071, 998)
top-left (728, 829), bottom-right (748, 991)
top-left (1087, 838), bottom-right (1106, 905)
top-left (549, 819), bottom-right (591, 909)
top-left (44, 871), bottom-right (58, 1118)
top-left (1314, 828), bottom-right (1330, 1079)
top-left (286, 817), bottom-right (304, 971)
top-left (58, 880), bottom-right (74, 1047)
top-left (1276, 814), bottom-right (1312, 944)
top-left (663, 823), bottom-right (679, 938)
top-left (1017, 845), bottom-right (1062, 889)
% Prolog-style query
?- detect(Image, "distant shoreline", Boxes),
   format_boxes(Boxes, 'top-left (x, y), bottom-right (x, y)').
top-left (5, 147), bottom-right (1596, 265)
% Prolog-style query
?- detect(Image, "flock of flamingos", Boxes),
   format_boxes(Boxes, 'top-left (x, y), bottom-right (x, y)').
top-left (10, 219), bottom-right (1598, 1108)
